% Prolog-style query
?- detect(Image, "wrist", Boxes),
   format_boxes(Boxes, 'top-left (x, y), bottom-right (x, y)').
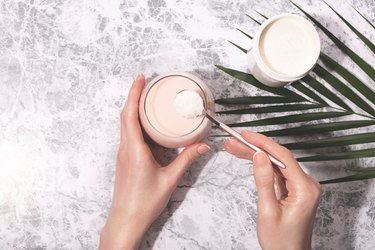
top-left (260, 240), bottom-right (310, 250)
top-left (100, 224), bottom-right (144, 250)
top-left (100, 211), bottom-right (149, 250)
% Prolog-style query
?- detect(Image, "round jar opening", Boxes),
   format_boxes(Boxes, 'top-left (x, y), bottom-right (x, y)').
top-left (143, 74), bottom-right (208, 138)
top-left (256, 14), bottom-right (320, 80)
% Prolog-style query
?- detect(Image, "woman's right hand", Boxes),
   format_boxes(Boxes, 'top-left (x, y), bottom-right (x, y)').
top-left (224, 130), bottom-right (321, 250)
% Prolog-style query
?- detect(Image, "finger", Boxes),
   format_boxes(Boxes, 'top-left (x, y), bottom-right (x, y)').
top-left (166, 143), bottom-right (210, 186)
top-left (241, 130), bottom-right (311, 196)
top-left (253, 151), bottom-right (279, 214)
top-left (241, 130), bottom-right (306, 181)
top-left (225, 137), bottom-right (289, 198)
top-left (120, 74), bottom-right (146, 144)
top-left (224, 138), bottom-right (255, 160)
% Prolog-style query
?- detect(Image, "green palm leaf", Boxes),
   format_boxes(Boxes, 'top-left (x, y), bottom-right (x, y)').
top-left (215, 65), bottom-right (306, 101)
top-left (228, 41), bottom-right (247, 53)
top-left (319, 53), bottom-right (375, 105)
top-left (302, 75), bottom-right (352, 111)
top-left (313, 64), bottom-right (375, 117)
top-left (254, 10), bottom-right (268, 19)
top-left (290, 81), bottom-right (328, 105)
top-left (246, 14), bottom-right (261, 25)
top-left (320, 168), bottom-right (375, 184)
top-left (290, 0), bottom-right (375, 82)
top-left (215, 96), bottom-right (303, 105)
top-left (227, 111), bottom-right (350, 127)
top-left (325, 1), bottom-right (375, 54)
top-left (297, 148), bottom-right (375, 162)
top-left (217, 5), bottom-right (375, 183)
top-left (353, 7), bottom-right (375, 30)
top-left (236, 28), bottom-right (253, 39)
top-left (261, 120), bottom-right (375, 137)
top-left (216, 103), bottom-right (324, 114)
top-left (284, 132), bottom-right (375, 149)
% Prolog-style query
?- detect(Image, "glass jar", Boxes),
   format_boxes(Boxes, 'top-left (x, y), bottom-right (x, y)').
top-left (139, 72), bottom-right (215, 148)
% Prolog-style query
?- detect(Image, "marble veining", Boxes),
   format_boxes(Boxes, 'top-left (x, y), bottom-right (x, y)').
top-left (1, 0), bottom-right (375, 249)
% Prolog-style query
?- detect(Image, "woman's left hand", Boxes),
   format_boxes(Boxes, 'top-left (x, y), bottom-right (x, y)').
top-left (100, 74), bottom-right (210, 250)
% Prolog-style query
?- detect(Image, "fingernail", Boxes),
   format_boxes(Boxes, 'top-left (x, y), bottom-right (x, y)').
top-left (242, 130), bottom-right (250, 137)
top-left (223, 138), bottom-right (233, 150)
top-left (253, 151), bottom-right (268, 166)
top-left (227, 138), bottom-right (236, 144)
top-left (138, 73), bottom-right (144, 80)
top-left (197, 144), bottom-right (210, 155)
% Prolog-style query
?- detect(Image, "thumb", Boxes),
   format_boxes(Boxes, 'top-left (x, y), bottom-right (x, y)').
top-left (253, 151), bottom-right (278, 213)
top-left (167, 143), bottom-right (210, 185)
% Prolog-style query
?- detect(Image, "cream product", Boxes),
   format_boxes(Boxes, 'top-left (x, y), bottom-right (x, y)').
top-left (248, 13), bottom-right (320, 87)
top-left (174, 90), bottom-right (204, 119)
top-left (139, 72), bottom-right (215, 148)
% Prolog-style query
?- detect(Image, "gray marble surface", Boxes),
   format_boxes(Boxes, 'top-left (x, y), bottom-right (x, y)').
top-left (1, 0), bottom-right (375, 249)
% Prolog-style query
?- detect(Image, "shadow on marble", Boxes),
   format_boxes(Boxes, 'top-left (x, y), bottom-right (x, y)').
top-left (295, 13), bottom-right (371, 248)
top-left (141, 144), bottom-right (214, 249)
top-left (313, 181), bottom-right (370, 250)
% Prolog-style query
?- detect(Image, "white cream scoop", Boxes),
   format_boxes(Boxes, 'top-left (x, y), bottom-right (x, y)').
top-left (174, 90), bottom-right (204, 119)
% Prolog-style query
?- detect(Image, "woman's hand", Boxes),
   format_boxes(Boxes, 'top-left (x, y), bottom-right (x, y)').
top-left (100, 74), bottom-right (210, 250)
top-left (224, 131), bottom-right (321, 250)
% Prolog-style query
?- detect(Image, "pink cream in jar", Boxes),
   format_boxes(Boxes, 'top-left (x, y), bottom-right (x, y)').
top-left (139, 72), bottom-right (215, 148)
